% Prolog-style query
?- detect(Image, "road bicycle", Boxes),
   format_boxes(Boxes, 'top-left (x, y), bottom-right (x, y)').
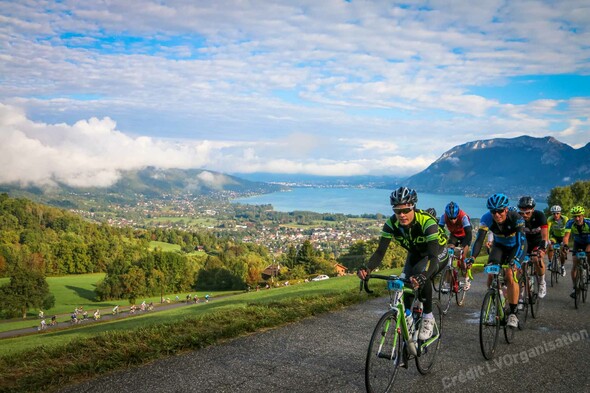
top-left (479, 263), bottom-right (519, 360)
top-left (548, 243), bottom-right (564, 287)
top-left (361, 274), bottom-right (443, 393)
top-left (573, 250), bottom-right (589, 309)
top-left (438, 247), bottom-right (470, 314)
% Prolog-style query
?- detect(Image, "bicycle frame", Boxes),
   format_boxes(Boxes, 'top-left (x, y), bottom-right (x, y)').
top-left (362, 275), bottom-right (441, 356)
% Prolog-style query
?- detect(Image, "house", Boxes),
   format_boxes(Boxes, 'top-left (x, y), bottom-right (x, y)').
top-left (334, 263), bottom-right (347, 276)
top-left (261, 264), bottom-right (282, 280)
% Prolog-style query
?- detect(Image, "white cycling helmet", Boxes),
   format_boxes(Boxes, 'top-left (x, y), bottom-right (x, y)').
top-left (550, 205), bottom-right (562, 213)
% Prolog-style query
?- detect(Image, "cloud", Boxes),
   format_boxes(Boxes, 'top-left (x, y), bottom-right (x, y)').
top-left (0, 104), bottom-right (432, 188)
top-left (0, 1), bottom-right (589, 184)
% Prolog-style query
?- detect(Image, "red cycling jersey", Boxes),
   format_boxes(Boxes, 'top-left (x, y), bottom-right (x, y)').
top-left (444, 210), bottom-right (470, 238)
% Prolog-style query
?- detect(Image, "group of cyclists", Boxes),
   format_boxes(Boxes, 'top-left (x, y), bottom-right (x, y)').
top-left (358, 186), bottom-right (590, 338)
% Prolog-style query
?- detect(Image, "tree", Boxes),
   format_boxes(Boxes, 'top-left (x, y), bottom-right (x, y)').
top-left (0, 263), bottom-right (55, 319)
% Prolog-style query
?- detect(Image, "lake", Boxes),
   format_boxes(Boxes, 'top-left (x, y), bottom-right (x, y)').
top-left (232, 188), bottom-right (547, 219)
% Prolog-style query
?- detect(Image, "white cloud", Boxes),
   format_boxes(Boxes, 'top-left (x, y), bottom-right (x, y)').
top-left (0, 1), bottom-right (588, 184)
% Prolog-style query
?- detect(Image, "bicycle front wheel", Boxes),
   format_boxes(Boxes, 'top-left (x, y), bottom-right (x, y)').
top-left (550, 255), bottom-right (559, 286)
top-left (479, 290), bottom-right (500, 360)
top-left (415, 300), bottom-right (443, 375)
top-left (438, 266), bottom-right (453, 315)
top-left (529, 272), bottom-right (540, 319)
top-left (365, 310), bottom-right (402, 393)
top-left (431, 271), bottom-right (441, 293)
top-left (581, 267), bottom-right (588, 303)
top-left (574, 270), bottom-right (582, 309)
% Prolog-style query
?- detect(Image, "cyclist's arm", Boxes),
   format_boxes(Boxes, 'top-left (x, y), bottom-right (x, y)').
top-left (463, 225), bottom-right (473, 246)
top-left (421, 222), bottom-right (444, 280)
top-left (507, 225), bottom-right (526, 262)
top-left (367, 235), bottom-right (392, 271)
top-left (438, 215), bottom-right (446, 229)
top-left (470, 227), bottom-right (488, 259)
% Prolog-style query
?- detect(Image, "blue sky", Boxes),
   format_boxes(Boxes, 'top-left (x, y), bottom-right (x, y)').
top-left (0, 0), bottom-right (589, 188)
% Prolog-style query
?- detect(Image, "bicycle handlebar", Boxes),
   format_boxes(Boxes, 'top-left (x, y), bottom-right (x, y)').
top-left (359, 274), bottom-right (413, 294)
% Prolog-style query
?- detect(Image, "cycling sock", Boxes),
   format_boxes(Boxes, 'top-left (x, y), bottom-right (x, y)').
top-left (423, 312), bottom-right (434, 319)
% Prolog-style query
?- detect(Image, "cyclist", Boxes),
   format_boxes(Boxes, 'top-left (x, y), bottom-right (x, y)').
top-left (547, 205), bottom-right (568, 277)
top-left (518, 196), bottom-right (549, 298)
top-left (562, 206), bottom-right (590, 299)
top-left (466, 193), bottom-right (526, 328)
top-left (357, 187), bottom-right (448, 340)
top-left (438, 201), bottom-right (473, 290)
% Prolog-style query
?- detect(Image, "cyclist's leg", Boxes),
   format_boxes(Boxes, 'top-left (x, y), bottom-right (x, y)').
top-left (547, 238), bottom-right (555, 264)
top-left (401, 255), bottom-right (417, 311)
top-left (486, 244), bottom-right (504, 288)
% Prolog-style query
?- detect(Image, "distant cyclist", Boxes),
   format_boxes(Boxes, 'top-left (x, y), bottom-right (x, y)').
top-left (518, 196), bottom-right (549, 298)
top-left (357, 187), bottom-right (448, 340)
top-left (466, 193), bottom-right (526, 328)
top-left (547, 205), bottom-right (568, 277)
top-left (562, 206), bottom-right (590, 299)
top-left (439, 201), bottom-right (473, 290)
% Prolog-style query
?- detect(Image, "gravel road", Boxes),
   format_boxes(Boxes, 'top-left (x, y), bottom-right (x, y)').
top-left (59, 266), bottom-right (590, 393)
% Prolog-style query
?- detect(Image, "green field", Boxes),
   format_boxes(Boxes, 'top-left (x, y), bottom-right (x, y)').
top-left (149, 240), bottom-right (182, 252)
top-left (0, 273), bottom-right (238, 332)
top-left (0, 273), bottom-right (369, 357)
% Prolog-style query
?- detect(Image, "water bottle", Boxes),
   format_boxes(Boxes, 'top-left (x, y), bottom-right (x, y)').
top-left (405, 309), bottom-right (417, 356)
top-left (405, 309), bottom-right (414, 333)
top-left (500, 285), bottom-right (507, 307)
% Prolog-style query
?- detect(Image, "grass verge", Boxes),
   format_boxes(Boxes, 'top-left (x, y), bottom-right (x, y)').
top-left (0, 276), bottom-right (387, 393)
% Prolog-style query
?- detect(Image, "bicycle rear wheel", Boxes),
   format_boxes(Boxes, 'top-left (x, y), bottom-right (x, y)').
top-left (365, 309), bottom-right (402, 393)
top-left (415, 300), bottom-right (442, 374)
top-left (479, 290), bottom-right (500, 360)
top-left (438, 267), bottom-right (453, 315)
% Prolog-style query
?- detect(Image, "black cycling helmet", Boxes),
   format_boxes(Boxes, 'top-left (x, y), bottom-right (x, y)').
top-left (517, 196), bottom-right (536, 209)
top-left (425, 207), bottom-right (437, 217)
top-left (445, 201), bottom-right (459, 219)
top-left (486, 193), bottom-right (509, 210)
top-left (389, 187), bottom-right (418, 206)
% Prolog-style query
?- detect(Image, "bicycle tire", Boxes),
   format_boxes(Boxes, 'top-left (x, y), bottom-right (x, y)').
top-left (518, 271), bottom-right (529, 331)
top-left (582, 266), bottom-right (588, 303)
top-left (456, 281), bottom-right (467, 307)
top-left (503, 307), bottom-right (516, 344)
top-left (479, 290), bottom-right (500, 360)
top-left (415, 300), bottom-right (442, 374)
top-left (550, 254), bottom-right (559, 287)
top-left (438, 267), bottom-right (453, 315)
top-left (365, 309), bottom-right (402, 393)
top-left (431, 271), bottom-right (442, 293)
top-left (574, 267), bottom-right (582, 309)
top-left (529, 264), bottom-right (540, 319)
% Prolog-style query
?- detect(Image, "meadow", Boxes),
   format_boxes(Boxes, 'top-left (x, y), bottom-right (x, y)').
top-left (0, 271), bottom-right (386, 392)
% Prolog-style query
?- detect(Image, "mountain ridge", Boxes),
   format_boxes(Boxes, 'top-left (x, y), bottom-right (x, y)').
top-left (403, 135), bottom-right (590, 197)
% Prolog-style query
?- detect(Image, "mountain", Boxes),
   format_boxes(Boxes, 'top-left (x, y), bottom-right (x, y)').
top-left (404, 136), bottom-right (590, 197)
top-left (0, 167), bottom-right (283, 207)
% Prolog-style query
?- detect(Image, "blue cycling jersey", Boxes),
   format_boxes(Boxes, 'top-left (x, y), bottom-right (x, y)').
top-left (565, 218), bottom-right (590, 244)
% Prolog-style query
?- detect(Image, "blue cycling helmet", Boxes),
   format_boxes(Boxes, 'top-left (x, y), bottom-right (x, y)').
top-left (508, 206), bottom-right (518, 212)
top-left (445, 202), bottom-right (460, 219)
top-left (486, 193), bottom-right (509, 210)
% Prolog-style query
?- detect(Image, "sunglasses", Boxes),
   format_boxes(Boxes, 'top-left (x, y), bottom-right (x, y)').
top-left (552, 212), bottom-right (561, 215)
top-left (393, 207), bottom-right (413, 215)
top-left (490, 208), bottom-right (506, 215)
top-left (519, 210), bottom-right (533, 215)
